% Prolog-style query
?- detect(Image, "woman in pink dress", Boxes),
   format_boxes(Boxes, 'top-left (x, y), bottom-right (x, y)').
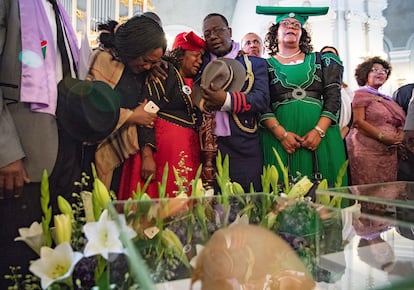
top-left (346, 57), bottom-right (405, 185)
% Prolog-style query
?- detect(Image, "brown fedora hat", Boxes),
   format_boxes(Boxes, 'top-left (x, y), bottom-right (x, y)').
top-left (57, 77), bottom-right (121, 143)
top-left (193, 58), bottom-right (246, 110)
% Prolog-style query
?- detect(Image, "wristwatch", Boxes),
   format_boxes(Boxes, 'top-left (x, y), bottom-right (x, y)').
top-left (314, 125), bottom-right (325, 138)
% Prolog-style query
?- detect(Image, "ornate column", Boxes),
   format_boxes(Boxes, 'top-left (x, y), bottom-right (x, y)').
top-left (199, 112), bottom-right (218, 190)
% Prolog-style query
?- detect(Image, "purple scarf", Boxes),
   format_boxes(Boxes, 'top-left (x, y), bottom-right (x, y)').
top-left (359, 86), bottom-right (393, 101)
top-left (19, 0), bottom-right (79, 115)
top-left (211, 41), bottom-right (240, 137)
top-left (359, 86), bottom-right (406, 124)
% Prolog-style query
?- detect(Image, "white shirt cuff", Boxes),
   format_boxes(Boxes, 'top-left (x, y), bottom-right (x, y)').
top-left (220, 92), bottom-right (231, 111)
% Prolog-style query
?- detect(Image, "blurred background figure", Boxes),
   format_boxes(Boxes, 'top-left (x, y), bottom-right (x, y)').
top-left (398, 96), bottom-right (414, 181)
top-left (241, 32), bottom-right (265, 57)
top-left (0, 0), bottom-right (80, 286)
top-left (346, 56), bottom-right (405, 185)
top-left (392, 82), bottom-right (414, 114)
top-left (320, 45), bottom-right (354, 139)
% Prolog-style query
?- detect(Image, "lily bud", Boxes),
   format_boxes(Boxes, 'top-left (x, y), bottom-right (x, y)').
top-left (231, 182), bottom-right (245, 194)
top-left (54, 214), bottom-right (72, 245)
top-left (57, 196), bottom-right (73, 218)
top-left (93, 177), bottom-right (111, 210)
top-left (193, 179), bottom-right (205, 198)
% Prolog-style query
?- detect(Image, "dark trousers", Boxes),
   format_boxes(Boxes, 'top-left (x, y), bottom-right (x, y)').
top-left (0, 129), bottom-right (95, 288)
top-left (397, 152), bottom-right (414, 181)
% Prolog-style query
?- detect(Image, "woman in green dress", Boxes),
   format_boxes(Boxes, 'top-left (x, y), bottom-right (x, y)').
top-left (256, 6), bottom-right (348, 188)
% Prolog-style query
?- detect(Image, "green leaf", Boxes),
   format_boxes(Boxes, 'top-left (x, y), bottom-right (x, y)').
top-left (272, 147), bottom-right (289, 193)
top-left (40, 170), bottom-right (52, 247)
top-left (335, 160), bottom-right (349, 188)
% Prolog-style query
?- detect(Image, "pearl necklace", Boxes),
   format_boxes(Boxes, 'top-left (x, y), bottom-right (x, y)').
top-left (276, 50), bottom-right (301, 59)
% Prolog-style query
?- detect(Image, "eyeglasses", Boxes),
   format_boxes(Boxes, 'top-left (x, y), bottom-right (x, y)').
top-left (370, 68), bottom-right (389, 75)
top-left (203, 27), bottom-right (228, 39)
top-left (279, 20), bottom-right (302, 30)
top-left (243, 39), bottom-right (261, 47)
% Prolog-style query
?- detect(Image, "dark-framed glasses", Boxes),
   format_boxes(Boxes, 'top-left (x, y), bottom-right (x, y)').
top-left (279, 20), bottom-right (302, 30)
top-left (203, 26), bottom-right (228, 39)
top-left (371, 68), bottom-right (389, 75)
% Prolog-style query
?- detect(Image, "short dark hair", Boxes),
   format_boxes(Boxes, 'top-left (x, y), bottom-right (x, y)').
top-left (114, 16), bottom-right (167, 64)
top-left (203, 13), bottom-right (229, 27)
top-left (320, 45), bottom-right (339, 56)
top-left (354, 56), bottom-right (391, 86)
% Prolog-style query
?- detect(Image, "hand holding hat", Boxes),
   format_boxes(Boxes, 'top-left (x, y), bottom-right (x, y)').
top-left (200, 82), bottom-right (228, 111)
top-left (195, 58), bottom-right (246, 112)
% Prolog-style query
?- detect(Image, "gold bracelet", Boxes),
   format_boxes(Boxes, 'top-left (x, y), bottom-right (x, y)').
top-left (377, 132), bottom-right (384, 140)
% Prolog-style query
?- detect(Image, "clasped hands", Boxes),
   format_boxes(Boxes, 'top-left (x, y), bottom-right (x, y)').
top-left (281, 129), bottom-right (322, 154)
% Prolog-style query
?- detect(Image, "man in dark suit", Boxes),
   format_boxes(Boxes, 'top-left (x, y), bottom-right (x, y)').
top-left (0, 0), bottom-right (81, 286)
top-left (392, 83), bottom-right (414, 114)
top-left (398, 96), bottom-right (414, 181)
top-left (198, 13), bottom-right (270, 192)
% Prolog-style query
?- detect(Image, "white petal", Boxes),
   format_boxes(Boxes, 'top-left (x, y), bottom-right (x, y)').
top-left (29, 243), bottom-right (82, 289)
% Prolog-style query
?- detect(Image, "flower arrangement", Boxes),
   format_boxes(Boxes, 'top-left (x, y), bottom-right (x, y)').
top-left (6, 150), bottom-right (348, 289)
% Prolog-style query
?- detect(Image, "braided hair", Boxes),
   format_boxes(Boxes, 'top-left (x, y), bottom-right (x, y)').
top-left (114, 15), bottom-right (167, 64)
top-left (97, 19), bottom-right (119, 50)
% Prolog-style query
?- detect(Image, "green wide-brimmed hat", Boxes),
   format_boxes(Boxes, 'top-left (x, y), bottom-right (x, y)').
top-left (256, 6), bottom-right (329, 25)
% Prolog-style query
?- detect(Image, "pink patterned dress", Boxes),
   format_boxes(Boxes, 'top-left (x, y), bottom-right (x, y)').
top-left (346, 89), bottom-right (405, 185)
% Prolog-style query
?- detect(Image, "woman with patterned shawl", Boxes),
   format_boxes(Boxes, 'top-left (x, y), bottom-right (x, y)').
top-left (256, 6), bottom-right (348, 188)
top-left (346, 57), bottom-right (405, 185)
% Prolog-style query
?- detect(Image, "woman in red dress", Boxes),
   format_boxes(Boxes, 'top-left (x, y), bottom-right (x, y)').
top-left (119, 31), bottom-right (205, 198)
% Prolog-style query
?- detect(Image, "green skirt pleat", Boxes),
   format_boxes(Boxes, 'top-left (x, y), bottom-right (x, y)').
top-left (260, 99), bottom-right (348, 188)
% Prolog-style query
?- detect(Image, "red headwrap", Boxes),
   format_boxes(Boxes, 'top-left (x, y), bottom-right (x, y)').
top-left (172, 31), bottom-right (205, 52)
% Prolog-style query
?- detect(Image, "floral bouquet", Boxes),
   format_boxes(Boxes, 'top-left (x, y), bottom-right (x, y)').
top-left (6, 150), bottom-right (348, 289)
top-left (6, 165), bottom-right (149, 290)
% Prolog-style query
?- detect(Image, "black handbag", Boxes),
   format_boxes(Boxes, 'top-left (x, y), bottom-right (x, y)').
top-left (287, 151), bottom-right (323, 201)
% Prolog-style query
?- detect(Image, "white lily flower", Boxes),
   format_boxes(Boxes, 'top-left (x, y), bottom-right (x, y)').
top-left (83, 209), bottom-right (124, 259)
top-left (14, 221), bottom-right (44, 256)
top-left (29, 242), bottom-right (83, 289)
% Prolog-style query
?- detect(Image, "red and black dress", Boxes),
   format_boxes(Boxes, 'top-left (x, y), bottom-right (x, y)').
top-left (118, 63), bottom-right (200, 199)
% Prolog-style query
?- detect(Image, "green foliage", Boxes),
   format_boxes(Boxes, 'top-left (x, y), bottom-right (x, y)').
top-left (40, 169), bottom-right (52, 247)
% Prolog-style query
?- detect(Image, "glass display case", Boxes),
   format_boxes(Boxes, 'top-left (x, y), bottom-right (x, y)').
top-left (107, 182), bottom-right (414, 290)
